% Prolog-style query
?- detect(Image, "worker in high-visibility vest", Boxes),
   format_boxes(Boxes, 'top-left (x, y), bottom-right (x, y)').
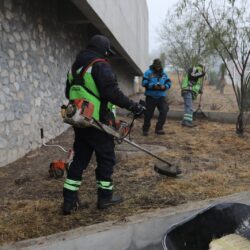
top-left (63, 35), bottom-right (145, 215)
top-left (181, 65), bottom-right (206, 127)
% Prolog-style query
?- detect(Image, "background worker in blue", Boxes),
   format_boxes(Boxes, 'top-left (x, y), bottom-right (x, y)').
top-left (142, 58), bottom-right (172, 136)
top-left (63, 35), bottom-right (145, 215)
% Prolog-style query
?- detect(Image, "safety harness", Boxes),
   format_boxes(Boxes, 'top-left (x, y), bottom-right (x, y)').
top-left (66, 58), bottom-right (115, 121)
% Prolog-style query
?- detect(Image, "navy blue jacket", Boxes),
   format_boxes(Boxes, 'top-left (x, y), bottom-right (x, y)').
top-left (66, 49), bottom-right (133, 122)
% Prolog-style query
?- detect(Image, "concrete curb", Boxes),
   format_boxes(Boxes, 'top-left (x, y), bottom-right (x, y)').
top-left (2, 191), bottom-right (250, 250)
top-left (117, 109), bottom-right (240, 124)
top-left (167, 110), bottom-right (239, 124)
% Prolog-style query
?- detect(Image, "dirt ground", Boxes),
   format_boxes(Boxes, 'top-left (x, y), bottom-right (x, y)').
top-left (1, 116), bottom-right (250, 245)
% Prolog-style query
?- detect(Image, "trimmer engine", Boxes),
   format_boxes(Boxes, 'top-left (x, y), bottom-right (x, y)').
top-left (48, 149), bottom-right (74, 178)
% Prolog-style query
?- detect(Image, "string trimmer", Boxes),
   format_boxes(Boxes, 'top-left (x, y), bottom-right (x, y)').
top-left (61, 100), bottom-right (182, 177)
top-left (193, 78), bottom-right (207, 119)
top-left (41, 128), bottom-right (74, 178)
top-left (193, 93), bottom-right (207, 119)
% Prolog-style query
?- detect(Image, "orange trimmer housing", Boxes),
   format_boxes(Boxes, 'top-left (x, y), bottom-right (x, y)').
top-left (49, 160), bottom-right (67, 178)
top-left (73, 99), bottom-right (94, 120)
top-left (48, 149), bottom-right (74, 178)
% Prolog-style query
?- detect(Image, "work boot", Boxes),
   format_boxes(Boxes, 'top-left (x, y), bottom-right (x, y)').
top-left (62, 194), bottom-right (80, 215)
top-left (155, 129), bottom-right (165, 135)
top-left (62, 188), bottom-right (89, 215)
top-left (143, 130), bottom-right (149, 136)
top-left (182, 121), bottom-right (196, 128)
top-left (97, 194), bottom-right (123, 210)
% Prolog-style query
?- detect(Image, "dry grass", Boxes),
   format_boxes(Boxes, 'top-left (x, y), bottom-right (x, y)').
top-left (0, 119), bottom-right (250, 244)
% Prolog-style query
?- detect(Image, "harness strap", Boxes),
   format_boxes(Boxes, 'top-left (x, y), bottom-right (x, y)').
top-left (79, 58), bottom-right (107, 100)
top-left (72, 58), bottom-right (107, 100)
top-left (81, 58), bottom-right (107, 77)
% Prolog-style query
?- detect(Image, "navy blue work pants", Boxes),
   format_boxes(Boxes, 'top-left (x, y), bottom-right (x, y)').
top-left (67, 127), bottom-right (115, 182)
top-left (143, 96), bottom-right (169, 132)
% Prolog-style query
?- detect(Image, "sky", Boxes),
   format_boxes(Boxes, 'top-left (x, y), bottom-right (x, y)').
top-left (146, 0), bottom-right (180, 53)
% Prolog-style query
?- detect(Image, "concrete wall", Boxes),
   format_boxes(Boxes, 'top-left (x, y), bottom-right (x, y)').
top-left (0, 0), bottom-right (149, 167)
top-left (111, 60), bottom-right (136, 96)
top-left (0, 0), bottom-right (85, 167)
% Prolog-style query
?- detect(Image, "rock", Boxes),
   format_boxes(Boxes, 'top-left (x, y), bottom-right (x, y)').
top-left (15, 176), bottom-right (31, 185)
top-left (8, 49), bottom-right (15, 59)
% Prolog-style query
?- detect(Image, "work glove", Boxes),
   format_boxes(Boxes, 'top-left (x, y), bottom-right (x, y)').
top-left (153, 84), bottom-right (165, 90)
top-left (152, 84), bottom-right (161, 90)
top-left (129, 102), bottom-right (146, 118)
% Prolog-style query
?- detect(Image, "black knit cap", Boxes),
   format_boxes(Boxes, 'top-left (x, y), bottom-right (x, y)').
top-left (87, 35), bottom-right (116, 57)
top-left (152, 58), bottom-right (162, 69)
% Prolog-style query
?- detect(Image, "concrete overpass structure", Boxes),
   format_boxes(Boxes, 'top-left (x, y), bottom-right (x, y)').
top-left (71, 0), bottom-right (148, 73)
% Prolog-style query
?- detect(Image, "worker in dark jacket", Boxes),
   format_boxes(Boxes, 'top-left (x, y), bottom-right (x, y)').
top-left (63, 35), bottom-right (145, 215)
top-left (142, 58), bottom-right (172, 136)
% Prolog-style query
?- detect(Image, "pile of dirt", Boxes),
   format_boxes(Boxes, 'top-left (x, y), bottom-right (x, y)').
top-left (0, 118), bottom-right (250, 244)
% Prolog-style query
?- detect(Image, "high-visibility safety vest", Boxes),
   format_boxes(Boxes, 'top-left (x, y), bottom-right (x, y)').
top-left (67, 59), bottom-right (115, 121)
top-left (182, 75), bottom-right (202, 98)
top-left (182, 66), bottom-right (204, 100)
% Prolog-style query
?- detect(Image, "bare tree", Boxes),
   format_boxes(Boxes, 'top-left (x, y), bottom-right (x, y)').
top-left (217, 63), bottom-right (227, 94)
top-left (160, 52), bottom-right (166, 68)
top-left (178, 0), bottom-right (250, 134)
top-left (159, 9), bottom-right (213, 86)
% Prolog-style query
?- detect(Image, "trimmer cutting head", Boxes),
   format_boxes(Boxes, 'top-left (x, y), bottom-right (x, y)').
top-left (154, 162), bottom-right (182, 177)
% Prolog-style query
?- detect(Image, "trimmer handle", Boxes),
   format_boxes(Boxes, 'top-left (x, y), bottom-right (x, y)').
top-left (40, 128), bottom-right (44, 139)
